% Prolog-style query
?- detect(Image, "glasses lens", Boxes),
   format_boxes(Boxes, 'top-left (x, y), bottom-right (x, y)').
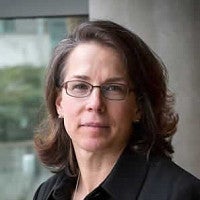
top-left (67, 81), bottom-right (91, 97)
top-left (64, 81), bottom-right (128, 100)
top-left (101, 83), bottom-right (127, 100)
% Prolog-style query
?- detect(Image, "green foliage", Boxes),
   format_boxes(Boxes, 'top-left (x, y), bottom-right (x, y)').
top-left (0, 66), bottom-right (45, 141)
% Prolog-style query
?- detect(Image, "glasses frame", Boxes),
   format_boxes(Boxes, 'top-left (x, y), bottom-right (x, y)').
top-left (61, 80), bottom-right (134, 100)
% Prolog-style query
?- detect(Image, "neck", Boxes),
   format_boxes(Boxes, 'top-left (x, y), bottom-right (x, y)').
top-left (73, 146), bottom-right (124, 197)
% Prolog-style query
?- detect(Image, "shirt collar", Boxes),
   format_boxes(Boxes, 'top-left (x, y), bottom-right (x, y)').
top-left (52, 169), bottom-right (76, 200)
top-left (51, 147), bottom-right (149, 200)
top-left (101, 147), bottom-right (150, 199)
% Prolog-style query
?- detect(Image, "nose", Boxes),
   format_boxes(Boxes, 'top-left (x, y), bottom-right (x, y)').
top-left (85, 87), bottom-right (106, 113)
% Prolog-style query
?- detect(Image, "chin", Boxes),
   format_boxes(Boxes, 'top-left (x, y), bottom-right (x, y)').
top-left (78, 139), bottom-right (111, 153)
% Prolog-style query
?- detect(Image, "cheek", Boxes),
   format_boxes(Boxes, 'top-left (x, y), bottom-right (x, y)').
top-left (112, 99), bottom-right (138, 134)
top-left (61, 96), bottom-right (80, 116)
top-left (110, 103), bottom-right (134, 129)
top-left (117, 101), bottom-right (136, 120)
top-left (61, 99), bottom-right (81, 132)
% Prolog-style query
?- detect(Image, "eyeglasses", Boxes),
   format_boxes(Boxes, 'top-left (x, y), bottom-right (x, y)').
top-left (61, 80), bottom-right (133, 100)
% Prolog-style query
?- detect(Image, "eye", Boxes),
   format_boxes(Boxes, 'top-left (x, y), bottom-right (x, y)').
top-left (71, 82), bottom-right (89, 91)
top-left (103, 84), bottom-right (125, 92)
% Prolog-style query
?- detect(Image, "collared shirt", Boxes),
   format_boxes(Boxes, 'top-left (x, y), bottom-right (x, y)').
top-left (34, 147), bottom-right (200, 200)
top-left (50, 147), bottom-right (149, 200)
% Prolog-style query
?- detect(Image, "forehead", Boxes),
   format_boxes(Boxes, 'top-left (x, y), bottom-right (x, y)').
top-left (63, 41), bottom-right (129, 82)
top-left (67, 41), bottom-right (122, 64)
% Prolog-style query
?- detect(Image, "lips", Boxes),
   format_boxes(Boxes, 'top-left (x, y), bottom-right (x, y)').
top-left (80, 122), bottom-right (110, 129)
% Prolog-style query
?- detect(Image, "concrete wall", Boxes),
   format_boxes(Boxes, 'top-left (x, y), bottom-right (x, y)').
top-left (89, 0), bottom-right (200, 178)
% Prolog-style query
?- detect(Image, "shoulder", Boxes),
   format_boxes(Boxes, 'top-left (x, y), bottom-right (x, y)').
top-left (144, 155), bottom-right (200, 199)
top-left (149, 155), bottom-right (199, 182)
top-left (33, 170), bottom-right (65, 200)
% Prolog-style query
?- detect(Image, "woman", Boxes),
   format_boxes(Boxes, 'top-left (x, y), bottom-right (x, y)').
top-left (33, 20), bottom-right (200, 200)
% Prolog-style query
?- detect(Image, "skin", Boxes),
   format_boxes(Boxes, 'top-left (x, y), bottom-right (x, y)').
top-left (56, 41), bottom-right (140, 198)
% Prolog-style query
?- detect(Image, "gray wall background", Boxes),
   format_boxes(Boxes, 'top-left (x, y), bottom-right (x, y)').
top-left (89, 0), bottom-right (200, 178)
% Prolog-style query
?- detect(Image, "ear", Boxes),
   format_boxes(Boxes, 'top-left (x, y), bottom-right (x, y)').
top-left (133, 105), bottom-right (142, 123)
top-left (55, 93), bottom-right (63, 118)
top-left (133, 104), bottom-right (142, 123)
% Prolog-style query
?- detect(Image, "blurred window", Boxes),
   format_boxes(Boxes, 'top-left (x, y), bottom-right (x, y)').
top-left (0, 16), bottom-right (87, 200)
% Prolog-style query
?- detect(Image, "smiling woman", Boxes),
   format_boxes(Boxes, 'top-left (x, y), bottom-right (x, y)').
top-left (33, 20), bottom-right (200, 200)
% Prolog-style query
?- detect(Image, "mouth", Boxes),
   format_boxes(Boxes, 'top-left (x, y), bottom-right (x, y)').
top-left (80, 122), bottom-right (110, 129)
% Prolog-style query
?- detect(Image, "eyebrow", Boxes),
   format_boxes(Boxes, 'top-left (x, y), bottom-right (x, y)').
top-left (71, 75), bottom-right (127, 83)
top-left (71, 75), bottom-right (90, 81)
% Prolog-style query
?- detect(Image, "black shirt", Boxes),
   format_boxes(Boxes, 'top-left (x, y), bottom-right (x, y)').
top-left (34, 147), bottom-right (200, 200)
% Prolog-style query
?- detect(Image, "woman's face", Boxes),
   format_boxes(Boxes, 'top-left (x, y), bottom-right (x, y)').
top-left (56, 42), bottom-right (140, 154)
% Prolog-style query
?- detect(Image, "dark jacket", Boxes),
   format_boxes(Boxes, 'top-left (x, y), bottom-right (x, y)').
top-left (33, 148), bottom-right (200, 200)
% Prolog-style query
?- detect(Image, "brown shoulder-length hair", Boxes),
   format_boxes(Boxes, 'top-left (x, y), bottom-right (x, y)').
top-left (34, 20), bottom-right (178, 174)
